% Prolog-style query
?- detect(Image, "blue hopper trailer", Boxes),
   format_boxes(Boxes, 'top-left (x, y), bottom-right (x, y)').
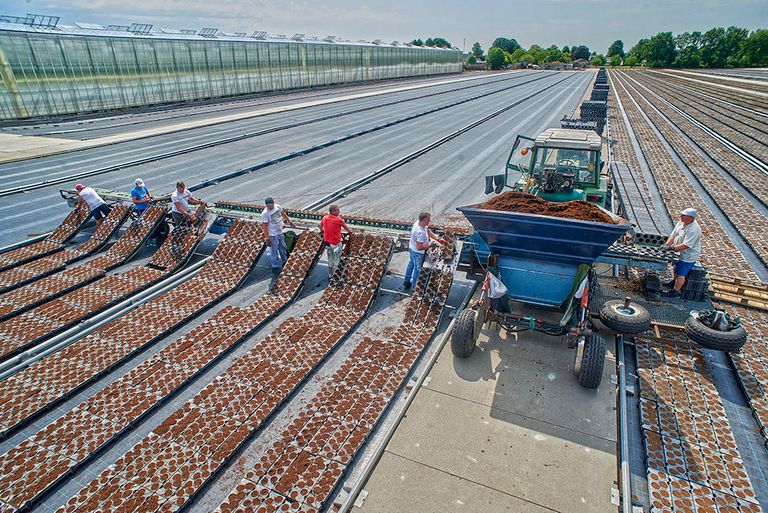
top-left (453, 202), bottom-right (650, 389)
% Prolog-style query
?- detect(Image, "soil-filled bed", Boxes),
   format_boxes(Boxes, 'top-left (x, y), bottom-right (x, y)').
top-left (477, 191), bottom-right (616, 224)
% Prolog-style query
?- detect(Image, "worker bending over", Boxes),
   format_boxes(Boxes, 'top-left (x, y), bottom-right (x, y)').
top-left (171, 181), bottom-right (205, 226)
top-left (403, 211), bottom-right (445, 290)
top-left (663, 208), bottom-right (702, 298)
top-left (75, 184), bottom-right (111, 226)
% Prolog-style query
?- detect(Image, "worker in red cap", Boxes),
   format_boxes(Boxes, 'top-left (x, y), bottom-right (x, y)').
top-left (75, 184), bottom-right (111, 225)
top-left (662, 207), bottom-right (701, 298)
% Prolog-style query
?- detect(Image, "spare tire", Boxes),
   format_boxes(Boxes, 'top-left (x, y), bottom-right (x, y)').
top-left (599, 299), bottom-right (651, 334)
top-left (684, 316), bottom-right (747, 352)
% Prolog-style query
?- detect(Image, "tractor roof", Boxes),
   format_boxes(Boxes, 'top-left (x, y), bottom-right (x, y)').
top-left (534, 128), bottom-right (601, 152)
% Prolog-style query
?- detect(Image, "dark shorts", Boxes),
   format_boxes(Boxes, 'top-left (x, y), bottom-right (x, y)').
top-left (90, 203), bottom-right (111, 221)
top-left (674, 260), bottom-right (696, 277)
top-left (171, 211), bottom-right (186, 226)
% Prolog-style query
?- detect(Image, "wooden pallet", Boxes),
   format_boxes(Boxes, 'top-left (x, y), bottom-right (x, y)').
top-left (708, 274), bottom-right (768, 311)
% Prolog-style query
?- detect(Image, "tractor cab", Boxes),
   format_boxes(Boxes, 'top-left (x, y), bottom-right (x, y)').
top-left (487, 128), bottom-right (608, 208)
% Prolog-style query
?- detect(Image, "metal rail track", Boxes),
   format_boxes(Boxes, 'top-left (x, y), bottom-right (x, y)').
top-left (647, 70), bottom-right (768, 113)
top-left (0, 73), bottom-right (552, 198)
top-left (612, 71), bottom-right (768, 280)
top-left (615, 71), bottom-right (768, 274)
top-left (632, 72), bottom-right (768, 158)
top-left (624, 75), bottom-right (768, 177)
top-left (640, 74), bottom-right (768, 138)
top-left (622, 75), bottom-right (768, 215)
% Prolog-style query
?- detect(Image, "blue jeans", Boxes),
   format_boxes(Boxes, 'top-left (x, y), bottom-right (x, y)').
top-left (404, 249), bottom-right (425, 285)
top-left (269, 234), bottom-right (288, 269)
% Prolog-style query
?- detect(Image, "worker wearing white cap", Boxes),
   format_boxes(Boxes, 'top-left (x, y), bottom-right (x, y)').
top-left (662, 208), bottom-right (702, 298)
top-left (75, 184), bottom-right (111, 225)
top-left (130, 178), bottom-right (153, 215)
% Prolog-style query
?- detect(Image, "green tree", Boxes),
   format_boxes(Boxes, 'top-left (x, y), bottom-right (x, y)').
top-left (561, 45), bottom-right (570, 54)
top-left (673, 31), bottom-right (702, 68)
top-left (609, 54), bottom-right (622, 66)
top-left (645, 32), bottom-right (677, 67)
top-left (624, 55), bottom-right (639, 66)
top-left (411, 38), bottom-right (423, 47)
top-left (740, 29), bottom-right (768, 66)
top-left (471, 41), bottom-right (484, 59)
top-left (592, 54), bottom-right (607, 66)
top-left (487, 47), bottom-right (506, 69)
top-left (724, 26), bottom-right (749, 66)
top-left (700, 27), bottom-right (725, 67)
top-left (570, 45), bottom-right (590, 60)
top-left (508, 47), bottom-right (526, 64)
top-left (467, 54), bottom-right (477, 64)
top-left (429, 37), bottom-right (452, 48)
top-left (491, 37), bottom-right (521, 54)
top-left (543, 44), bottom-right (564, 63)
top-left (607, 40), bottom-right (624, 58)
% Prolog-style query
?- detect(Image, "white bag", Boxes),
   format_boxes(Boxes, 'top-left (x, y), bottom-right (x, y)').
top-left (487, 272), bottom-right (508, 299)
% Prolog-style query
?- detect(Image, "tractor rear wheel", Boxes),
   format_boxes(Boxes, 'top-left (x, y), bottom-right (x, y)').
top-left (599, 299), bottom-right (651, 335)
top-left (574, 334), bottom-right (605, 389)
top-left (451, 309), bottom-right (479, 358)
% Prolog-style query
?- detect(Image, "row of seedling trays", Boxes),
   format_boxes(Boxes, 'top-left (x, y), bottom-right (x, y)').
top-left (216, 237), bottom-right (455, 513)
top-left (0, 208), bottom-right (201, 362)
top-left (53, 233), bottom-right (395, 513)
top-left (635, 334), bottom-right (762, 512)
top-left (0, 220), bottom-right (305, 511)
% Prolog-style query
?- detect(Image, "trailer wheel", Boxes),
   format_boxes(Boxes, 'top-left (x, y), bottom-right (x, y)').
top-left (599, 299), bottom-right (651, 334)
top-left (574, 334), bottom-right (605, 389)
top-left (451, 309), bottom-right (479, 358)
top-left (684, 316), bottom-right (747, 352)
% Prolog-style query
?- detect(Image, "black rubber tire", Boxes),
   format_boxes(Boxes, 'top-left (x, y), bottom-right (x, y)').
top-left (451, 309), bottom-right (478, 359)
top-left (684, 316), bottom-right (747, 352)
top-left (599, 300), bottom-right (651, 335)
top-left (577, 334), bottom-right (606, 389)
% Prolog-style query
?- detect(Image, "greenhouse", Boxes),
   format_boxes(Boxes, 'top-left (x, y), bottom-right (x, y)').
top-left (0, 16), bottom-right (462, 120)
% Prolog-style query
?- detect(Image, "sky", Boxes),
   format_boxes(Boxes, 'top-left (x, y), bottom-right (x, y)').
top-left (0, 0), bottom-right (766, 54)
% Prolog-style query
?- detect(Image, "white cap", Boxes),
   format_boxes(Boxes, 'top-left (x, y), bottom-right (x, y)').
top-left (135, 178), bottom-right (144, 187)
top-left (680, 208), bottom-right (697, 218)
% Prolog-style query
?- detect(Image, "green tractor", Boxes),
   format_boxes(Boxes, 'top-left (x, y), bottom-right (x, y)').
top-left (486, 128), bottom-right (609, 208)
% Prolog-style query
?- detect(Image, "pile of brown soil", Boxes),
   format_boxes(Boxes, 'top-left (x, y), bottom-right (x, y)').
top-left (478, 191), bottom-right (616, 224)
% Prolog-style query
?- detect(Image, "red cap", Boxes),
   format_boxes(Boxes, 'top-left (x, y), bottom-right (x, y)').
top-left (75, 184), bottom-right (85, 190)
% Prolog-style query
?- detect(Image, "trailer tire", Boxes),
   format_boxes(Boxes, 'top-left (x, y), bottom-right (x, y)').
top-left (684, 317), bottom-right (747, 352)
top-left (451, 309), bottom-right (478, 359)
top-left (576, 334), bottom-right (605, 389)
top-left (599, 300), bottom-right (651, 334)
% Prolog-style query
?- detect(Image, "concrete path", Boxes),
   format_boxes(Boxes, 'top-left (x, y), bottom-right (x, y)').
top-left (358, 319), bottom-right (618, 513)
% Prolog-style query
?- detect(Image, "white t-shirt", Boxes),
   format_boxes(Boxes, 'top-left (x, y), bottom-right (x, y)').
top-left (79, 187), bottom-right (105, 210)
top-left (261, 205), bottom-right (284, 237)
top-left (670, 220), bottom-right (702, 263)
top-left (409, 221), bottom-right (429, 254)
top-left (171, 189), bottom-right (192, 214)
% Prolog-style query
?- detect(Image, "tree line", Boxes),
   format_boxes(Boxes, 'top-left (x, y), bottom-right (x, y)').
top-left (469, 38), bottom-right (603, 69)
top-left (612, 27), bottom-right (767, 67)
